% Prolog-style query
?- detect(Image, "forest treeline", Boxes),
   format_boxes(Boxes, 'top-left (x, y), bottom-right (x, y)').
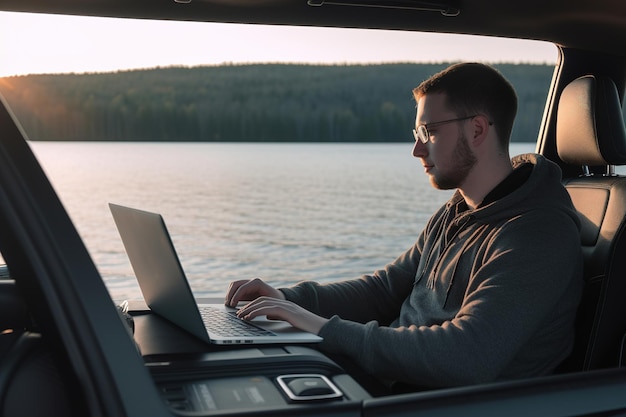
top-left (0, 63), bottom-right (553, 142)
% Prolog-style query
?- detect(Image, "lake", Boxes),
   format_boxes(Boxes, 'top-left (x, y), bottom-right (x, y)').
top-left (28, 141), bottom-right (535, 301)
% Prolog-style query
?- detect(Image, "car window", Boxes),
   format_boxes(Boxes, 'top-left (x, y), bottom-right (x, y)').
top-left (0, 12), bottom-right (556, 301)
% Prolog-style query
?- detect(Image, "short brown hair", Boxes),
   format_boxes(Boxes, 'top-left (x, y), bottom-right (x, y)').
top-left (413, 63), bottom-right (518, 149)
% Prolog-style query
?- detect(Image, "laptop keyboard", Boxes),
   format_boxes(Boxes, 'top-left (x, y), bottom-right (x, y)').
top-left (199, 306), bottom-right (276, 337)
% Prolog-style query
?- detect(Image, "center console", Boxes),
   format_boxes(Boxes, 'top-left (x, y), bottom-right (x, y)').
top-left (130, 302), bottom-right (371, 415)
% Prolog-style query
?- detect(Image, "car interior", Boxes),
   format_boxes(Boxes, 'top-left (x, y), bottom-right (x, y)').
top-left (1, 0), bottom-right (626, 416)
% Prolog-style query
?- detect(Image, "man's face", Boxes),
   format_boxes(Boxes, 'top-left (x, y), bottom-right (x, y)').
top-left (412, 93), bottom-right (477, 190)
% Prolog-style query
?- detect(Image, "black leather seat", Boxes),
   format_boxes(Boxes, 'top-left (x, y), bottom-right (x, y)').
top-left (556, 74), bottom-right (626, 372)
top-left (0, 281), bottom-right (78, 416)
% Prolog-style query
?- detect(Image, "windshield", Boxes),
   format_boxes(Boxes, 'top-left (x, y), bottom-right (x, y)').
top-left (0, 12), bottom-right (556, 302)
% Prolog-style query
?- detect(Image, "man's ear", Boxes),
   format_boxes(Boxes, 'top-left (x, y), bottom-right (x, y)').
top-left (469, 115), bottom-right (491, 146)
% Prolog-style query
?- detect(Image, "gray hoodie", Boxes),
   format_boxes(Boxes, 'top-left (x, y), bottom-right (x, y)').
top-left (281, 153), bottom-right (583, 388)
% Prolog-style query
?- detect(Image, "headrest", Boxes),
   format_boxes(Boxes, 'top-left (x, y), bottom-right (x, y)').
top-left (557, 75), bottom-right (626, 166)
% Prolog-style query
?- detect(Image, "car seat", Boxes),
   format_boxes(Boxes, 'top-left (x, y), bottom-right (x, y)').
top-left (0, 277), bottom-right (79, 416)
top-left (556, 74), bottom-right (626, 372)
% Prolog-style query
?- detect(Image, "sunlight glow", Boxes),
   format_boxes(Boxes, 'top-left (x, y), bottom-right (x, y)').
top-left (0, 11), bottom-right (557, 77)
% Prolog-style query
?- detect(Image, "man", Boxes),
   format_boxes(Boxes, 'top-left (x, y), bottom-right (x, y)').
top-left (225, 63), bottom-right (582, 392)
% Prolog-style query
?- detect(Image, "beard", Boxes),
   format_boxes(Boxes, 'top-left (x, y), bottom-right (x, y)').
top-left (430, 130), bottom-right (477, 190)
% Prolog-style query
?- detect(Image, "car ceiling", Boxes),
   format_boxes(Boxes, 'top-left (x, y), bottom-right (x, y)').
top-left (0, 0), bottom-right (625, 58)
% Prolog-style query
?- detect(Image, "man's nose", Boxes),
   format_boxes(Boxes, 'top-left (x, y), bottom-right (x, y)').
top-left (412, 139), bottom-right (427, 158)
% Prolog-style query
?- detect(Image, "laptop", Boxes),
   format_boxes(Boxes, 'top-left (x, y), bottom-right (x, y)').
top-left (109, 203), bottom-right (322, 345)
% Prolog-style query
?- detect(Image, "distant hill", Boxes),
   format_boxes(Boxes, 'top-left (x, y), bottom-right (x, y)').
top-left (0, 63), bottom-right (553, 142)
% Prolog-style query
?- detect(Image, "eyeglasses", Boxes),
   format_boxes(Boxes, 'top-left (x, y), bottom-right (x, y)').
top-left (412, 115), bottom-right (479, 144)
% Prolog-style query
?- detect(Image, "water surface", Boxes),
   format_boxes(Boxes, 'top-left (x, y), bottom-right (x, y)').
top-left (30, 142), bottom-right (534, 301)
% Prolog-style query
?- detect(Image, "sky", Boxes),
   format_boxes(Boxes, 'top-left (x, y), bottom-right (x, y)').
top-left (0, 11), bottom-right (557, 77)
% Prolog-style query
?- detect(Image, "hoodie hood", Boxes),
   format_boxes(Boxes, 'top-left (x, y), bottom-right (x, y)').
top-left (447, 153), bottom-right (580, 231)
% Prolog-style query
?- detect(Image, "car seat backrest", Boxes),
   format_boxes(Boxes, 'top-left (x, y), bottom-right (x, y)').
top-left (556, 74), bottom-right (626, 371)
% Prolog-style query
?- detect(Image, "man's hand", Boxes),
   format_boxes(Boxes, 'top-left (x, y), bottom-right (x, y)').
top-left (225, 278), bottom-right (329, 334)
top-left (236, 296), bottom-right (328, 335)
top-left (225, 277), bottom-right (285, 307)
